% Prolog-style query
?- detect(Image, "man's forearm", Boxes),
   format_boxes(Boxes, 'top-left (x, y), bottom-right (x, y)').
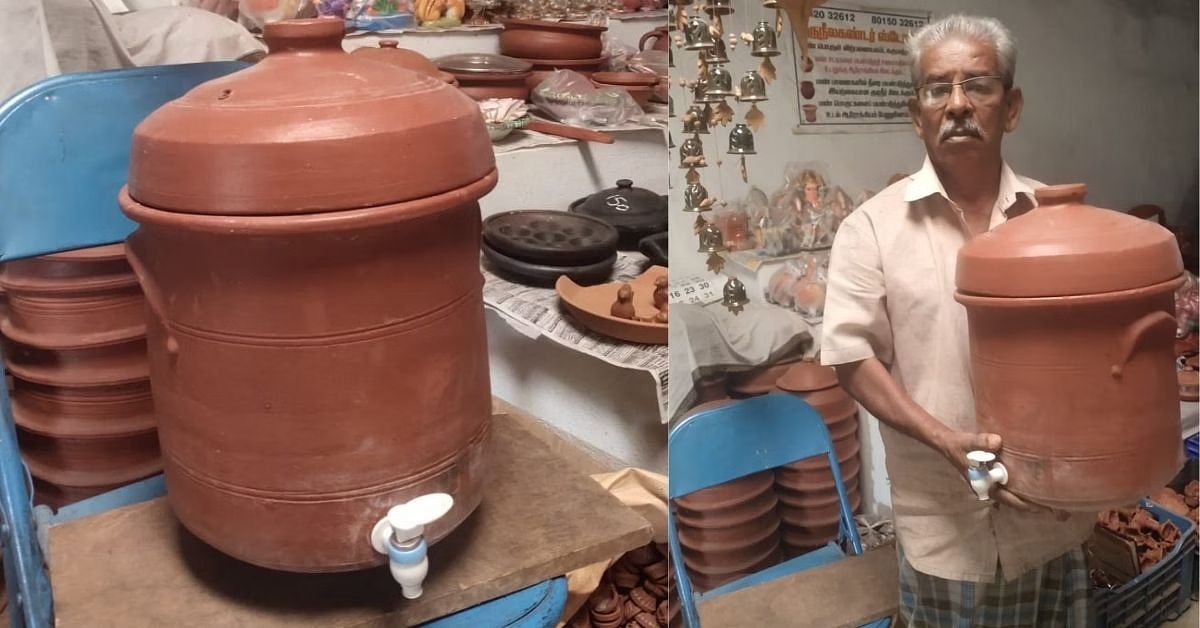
top-left (835, 357), bottom-right (959, 467)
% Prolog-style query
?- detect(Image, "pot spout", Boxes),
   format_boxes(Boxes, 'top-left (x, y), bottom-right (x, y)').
top-left (370, 493), bottom-right (455, 599)
top-left (965, 451), bottom-right (1009, 501)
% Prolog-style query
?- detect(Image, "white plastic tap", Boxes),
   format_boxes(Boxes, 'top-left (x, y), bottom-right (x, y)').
top-left (370, 493), bottom-right (455, 599)
top-left (966, 451), bottom-right (1009, 501)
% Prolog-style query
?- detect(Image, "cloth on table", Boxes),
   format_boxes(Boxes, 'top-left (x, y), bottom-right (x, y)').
top-left (667, 301), bottom-right (815, 425)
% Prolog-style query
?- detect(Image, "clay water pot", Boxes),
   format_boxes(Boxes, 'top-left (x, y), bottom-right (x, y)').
top-left (0, 244), bottom-right (146, 348)
top-left (639, 25), bottom-right (669, 52)
top-left (955, 184), bottom-right (1186, 511)
top-left (499, 18), bottom-right (606, 60)
top-left (119, 18), bottom-right (496, 572)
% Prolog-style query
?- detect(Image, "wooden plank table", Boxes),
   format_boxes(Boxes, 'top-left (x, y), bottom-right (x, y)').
top-left (47, 412), bottom-right (654, 627)
top-left (697, 544), bottom-right (900, 628)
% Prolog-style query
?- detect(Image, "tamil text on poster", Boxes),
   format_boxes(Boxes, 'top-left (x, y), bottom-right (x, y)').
top-left (791, 5), bottom-right (930, 134)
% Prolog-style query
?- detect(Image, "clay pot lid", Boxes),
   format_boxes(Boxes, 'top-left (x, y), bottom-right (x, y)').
top-left (127, 18), bottom-right (494, 216)
top-left (956, 184), bottom-right (1184, 298)
top-left (775, 359), bottom-right (837, 392)
top-left (351, 40), bottom-right (443, 78)
top-left (569, 180), bottom-right (667, 241)
top-left (435, 53), bottom-right (532, 75)
top-left (500, 17), bottom-right (607, 33)
top-left (592, 72), bottom-right (659, 87)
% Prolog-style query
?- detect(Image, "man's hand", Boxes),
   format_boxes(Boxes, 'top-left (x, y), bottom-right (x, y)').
top-left (933, 428), bottom-right (1070, 519)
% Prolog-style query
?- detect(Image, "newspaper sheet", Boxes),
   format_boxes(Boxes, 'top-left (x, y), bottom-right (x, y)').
top-left (481, 252), bottom-right (670, 422)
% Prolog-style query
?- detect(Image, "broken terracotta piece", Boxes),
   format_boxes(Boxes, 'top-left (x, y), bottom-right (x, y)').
top-left (556, 266), bottom-right (668, 345)
top-left (956, 184), bottom-right (1186, 512)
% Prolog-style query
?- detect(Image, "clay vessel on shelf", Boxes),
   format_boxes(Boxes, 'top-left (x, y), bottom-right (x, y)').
top-left (499, 18), bottom-right (606, 60)
top-left (956, 184), bottom-right (1186, 511)
top-left (119, 18), bottom-right (497, 572)
top-left (639, 25), bottom-right (670, 52)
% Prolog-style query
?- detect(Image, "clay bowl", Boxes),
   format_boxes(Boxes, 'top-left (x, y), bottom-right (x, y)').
top-left (482, 240), bottom-right (615, 287)
top-left (0, 243), bottom-right (131, 286)
top-left (0, 287), bottom-right (146, 350)
top-left (728, 363), bottom-right (802, 397)
top-left (499, 18), bottom-right (606, 60)
top-left (777, 485), bottom-right (862, 524)
top-left (10, 378), bottom-right (156, 438)
top-left (17, 426), bottom-right (162, 489)
top-left (677, 509), bottom-right (781, 549)
top-left (520, 56), bottom-right (607, 79)
top-left (680, 523), bottom-right (782, 574)
top-left (775, 480), bottom-right (860, 509)
top-left (674, 481), bottom-right (779, 530)
top-left (1, 336), bottom-right (149, 387)
top-left (776, 451), bottom-right (862, 493)
top-left (687, 546), bottom-right (783, 592)
top-left (483, 209), bottom-right (618, 266)
top-left (775, 361), bottom-right (838, 393)
top-left (592, 71), bottom-right (658, 88)
top-left (674, 469), bottom-right (774, 510)
top-left (555, 266), bottom-right (668, 345)
top-left (452, 72), bottom-right (533, 102)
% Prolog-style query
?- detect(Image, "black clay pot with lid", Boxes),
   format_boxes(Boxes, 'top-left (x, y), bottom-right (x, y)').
top-left (568, 179), bottom-right (668, 249)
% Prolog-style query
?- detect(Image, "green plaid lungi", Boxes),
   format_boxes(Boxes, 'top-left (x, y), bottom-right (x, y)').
top-left (897, 542), bottom-right (1093, 628)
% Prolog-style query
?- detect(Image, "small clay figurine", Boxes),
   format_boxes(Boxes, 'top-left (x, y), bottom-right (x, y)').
top-left (611, 283), bottom-right (636, 319)
top-left (653, 276), bottom-right (668, 311)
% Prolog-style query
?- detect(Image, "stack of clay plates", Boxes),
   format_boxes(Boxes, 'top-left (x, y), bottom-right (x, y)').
top-left (773, 360), bottom-right (863, 558)
top-left (482, 210), bottom-right (619, 287)
top-left (0, 245), bottom-right (161, 509)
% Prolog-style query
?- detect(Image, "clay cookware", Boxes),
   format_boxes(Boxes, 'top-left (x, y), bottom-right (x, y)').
top-left (436, 53), bottom-right (533, 102)
top-left (639, 25), bottom-right (669, 52)
top-left (556, 266), bottom-right (668, 344)
top-left (956, 183), bottom-right (1185, 511)
top-left (482, 209), bottom-right (618, 265)
top-left (482, 240), bottom-right (616, 287)
top-left (569, 180), bottom-right (668, 249)
top-left (592, 71), bottom-right (658, 107)
top-left (499, 18), bottom-right (606, 60)
top-left (520, 56), bottom-right (607, 79)
top-left (351, 40), bottom-right (458, 86)
top-left (119, 18), bottom-right (497, 572)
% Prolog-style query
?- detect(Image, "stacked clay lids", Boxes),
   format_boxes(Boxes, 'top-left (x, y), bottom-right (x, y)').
top-left (773, 360), bottom-right (862, 558)
top-left (671, 399), bottom-right (785, 592)
top-left (566, 541), bottom-right (677, 627)
top-left (481, 210), bottom-right (619, 286)
top-left (0, 244), bottom-right (160, 509)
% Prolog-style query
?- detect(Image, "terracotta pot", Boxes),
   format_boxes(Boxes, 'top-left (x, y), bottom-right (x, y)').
top-left (2, 336), bottom-right (149, 387)
top-left (776, 448), bottom-right (862, 493)
top-left (675, 507), bottom-right (780, 547)
top-left (451, 72), bottom-right (532, 102)
top-left (802, 104), bottom-right (818, 123)
top-left (674, 480), bottom-right (779, 530)
top-left (680, 523), bottom-right (782, 575)
top-left (639, 25), bottom-right (669, 52)
top-left (777, 485), bottom-right (861, 524)
top-left (0, 247), bottom-right (145, 349)
top-left (800, 80), bottom-right (815, 99)
top-left (956, 184), bottom-right (1185, 511)
top-left (10, 378), bottom-right (155, 438)
top-left (499, 18), bottom-right (606, 60)
top-left (687, 546), bottom-right (782, 592)
top-left (119, 18), bottom-right (497, 573)
top-left (673, 469), bottom-right (773, 512)
top-left (520, 56), bottom-right (606, 79)
top-left (17, 426), bottom-right (161, 489)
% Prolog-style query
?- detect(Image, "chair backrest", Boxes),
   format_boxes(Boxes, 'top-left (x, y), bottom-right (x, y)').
top-left (668, 393), bottom-right (840, 499)
top-left (0, 62), bottom-right (245, 628)
top-left (0, 62), bottom-right (246, 261)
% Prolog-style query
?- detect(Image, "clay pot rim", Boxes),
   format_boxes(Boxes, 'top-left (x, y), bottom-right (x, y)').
top-left (956, 275), bottom-right (1184, 305)
top-left (4, 343), bottom-right (150, 388)
top-left (445, 70), bottom-right (532, 82)
top-left (501, 17), bottom-right (608, 33)
top-left (673, 470), bottom-right (774, 511)
top-left (12, 394), bottom-right (157, 439)
top-left (22, 450), bottom-right (162, 489)
top-left (777, 484), bottom-right (861, 509)
top-left (592, 72), bottom-right (659, 87)
top-left (678, 515), bottom-right (780, 554)
top-left (775, 361), bottom-right (838, 392)
top-left (0, 273), bottom-right (140, 295)
top-left (37, 243), bottom-right (127, 262)
top-left (674, 486), bottom-right (778, 529)
top-left (681, 530), bottom-right (781, 574)
top-left (0, 317), bottom-right (147, 351)
top-left (521, 56), bottom-right (607, 66)
top-left (119, 170), bottom-right (498, 234)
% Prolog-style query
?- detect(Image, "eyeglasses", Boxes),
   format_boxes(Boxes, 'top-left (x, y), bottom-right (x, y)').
top-left (916, 75), bottom-right (1007, 108)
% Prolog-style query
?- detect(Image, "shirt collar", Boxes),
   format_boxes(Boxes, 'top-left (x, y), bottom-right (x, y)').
top-left (901, 156), bottom-right (1037, 217)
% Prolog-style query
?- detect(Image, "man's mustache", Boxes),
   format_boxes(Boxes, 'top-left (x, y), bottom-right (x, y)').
top-left (939, 120), bottom-right (983, 141)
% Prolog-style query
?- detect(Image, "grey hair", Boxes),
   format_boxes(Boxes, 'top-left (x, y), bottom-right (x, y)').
top-left (906, 14), bottom-right (1017, 88)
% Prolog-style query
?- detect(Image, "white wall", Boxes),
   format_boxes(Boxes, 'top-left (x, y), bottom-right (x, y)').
top-left (669, 0), bottom-right (1199, 280)
top-left (668, 0), bottom-right (1198, 518)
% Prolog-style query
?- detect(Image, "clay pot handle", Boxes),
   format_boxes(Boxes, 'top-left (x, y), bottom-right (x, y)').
top-left (639, 29), bottom-right (664, 51)
top-left (124, 245), bottom-right (180, 356)
top-left (1111, 310), bottom-right (1176, 378)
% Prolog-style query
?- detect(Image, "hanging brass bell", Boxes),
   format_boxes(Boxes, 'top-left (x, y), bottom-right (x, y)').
top-left (750, 21), bottom-right (781, 57)
top-left (728, 123), bottom-right (756, 155)
top-left (701, 34), bottom-right (730, 64)
top-left (702, 0), bottom-right (733, 15)
top-left (698, 221), bottom-right (726, 253)
top-left (679, 136), bottom-right (707, 169)
top-left (683, 181), bottom-right (711, 212)
top-left (738, 69), bottom-right (768, 102)
top-left (692, 79), bottom-right (723, 105)
top-left (722, 276), bottom-right (750, 314)
top-left (682, 105), bottom-right (710, 134)
top-left (683, 16), bottom-right (716, 50)
top-left (705, 67), bottom-right (735, 98)
top-left (762, 0), bottom-right (778, 7)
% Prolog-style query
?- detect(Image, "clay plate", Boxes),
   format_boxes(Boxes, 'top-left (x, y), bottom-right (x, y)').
top-left (483, 210), bottom-right (618, 265)
top-left (555, 266), bottom-right (667, 345)
top-left (482, 240), bottom-right (615, 287)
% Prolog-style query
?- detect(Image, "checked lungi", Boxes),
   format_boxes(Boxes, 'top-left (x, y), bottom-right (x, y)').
top-left (897, 542), bottom-right (1093, 628)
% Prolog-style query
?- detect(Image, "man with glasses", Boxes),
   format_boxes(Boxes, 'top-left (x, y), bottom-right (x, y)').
top-left (821, 14), bottom-right (1094, 627)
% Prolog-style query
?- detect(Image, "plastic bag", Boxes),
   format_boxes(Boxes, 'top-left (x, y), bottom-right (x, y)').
top-left (238, 0), bottom-right (311, 28)
top-left (531, 70), bottom-right (643, 127)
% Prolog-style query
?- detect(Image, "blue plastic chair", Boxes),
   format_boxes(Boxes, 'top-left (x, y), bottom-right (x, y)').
top-left (0, 64), bottom-right (566, 628)
top-left (668, 393), bottom-right (891, 628)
